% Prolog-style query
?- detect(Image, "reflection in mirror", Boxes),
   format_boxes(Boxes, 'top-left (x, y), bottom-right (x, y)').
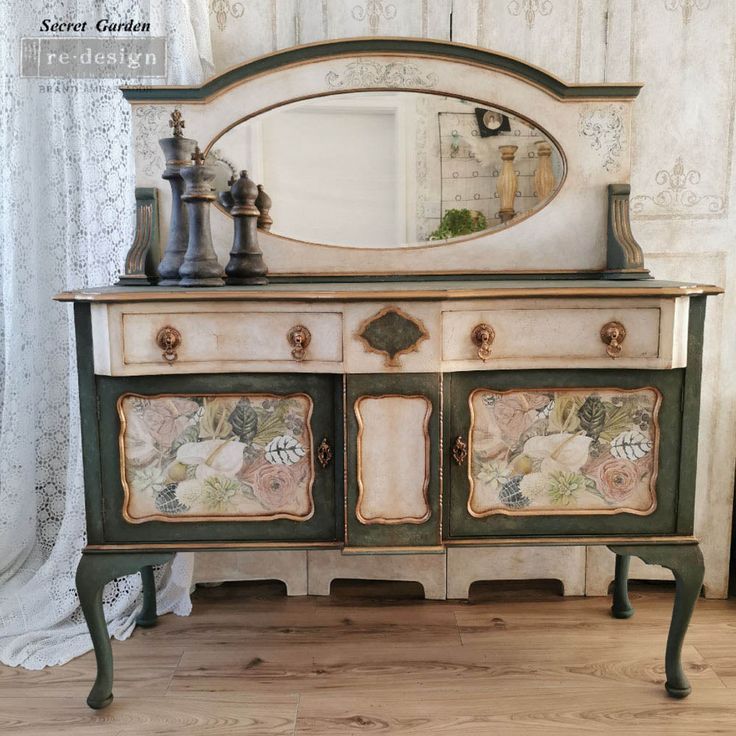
top-left (210, 92), bottom-right (564, 248)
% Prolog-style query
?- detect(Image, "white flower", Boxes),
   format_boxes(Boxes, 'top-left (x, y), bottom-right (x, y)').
top-left (176, 438), bottom-right (246, 480)
top-left (519, 472), bottom-right (550, 500)
top-left (523, 433), bottom-right (592, 474)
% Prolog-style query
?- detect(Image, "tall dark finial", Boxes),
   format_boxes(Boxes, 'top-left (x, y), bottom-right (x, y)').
top-left (169, 109), bottom-right (185, 137)
top-left (191, 145), bottom-right (206, 166)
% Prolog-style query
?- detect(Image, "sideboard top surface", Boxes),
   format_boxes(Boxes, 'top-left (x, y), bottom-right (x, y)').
top-left (56, 280), bottom-right (723, 304)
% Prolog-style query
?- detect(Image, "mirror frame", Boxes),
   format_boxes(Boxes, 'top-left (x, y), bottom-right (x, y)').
top-left (124, 38), bottom-right (645, 279)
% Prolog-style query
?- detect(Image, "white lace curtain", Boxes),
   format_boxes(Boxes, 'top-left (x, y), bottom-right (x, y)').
top-left (0, 0), bottom-right (213, 668)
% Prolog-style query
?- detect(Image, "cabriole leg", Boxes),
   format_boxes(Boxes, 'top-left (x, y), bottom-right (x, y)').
top-left (611, 553), bottom-right (634, 619)
top-left (76, 551), bottom-right (173, 709)
top-left (136, 565), bottom-right (158, 628)
top-left (608, 543), bottom-right (704, 698)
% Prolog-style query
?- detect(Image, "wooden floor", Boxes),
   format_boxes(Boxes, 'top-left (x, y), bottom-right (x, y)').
top-left (1, 579), bottom-right (735, 735)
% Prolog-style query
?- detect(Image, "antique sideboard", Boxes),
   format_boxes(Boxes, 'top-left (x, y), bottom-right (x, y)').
top-left (57, 39), bottom-right (722, 708)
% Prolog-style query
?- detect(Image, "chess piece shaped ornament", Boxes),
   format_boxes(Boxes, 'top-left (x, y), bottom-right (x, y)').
top-left (157, 110), bottom-right (197, 285)
top-left (178, 147), bottom-right (225, 286)
top-left (225, 170), bottom-right (269, 285)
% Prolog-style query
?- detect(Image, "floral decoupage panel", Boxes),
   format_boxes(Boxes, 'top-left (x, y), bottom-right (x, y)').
top-left (119, 393), bottom-right (315, 522)
top-left (468, 388), bottom-right (661, 516)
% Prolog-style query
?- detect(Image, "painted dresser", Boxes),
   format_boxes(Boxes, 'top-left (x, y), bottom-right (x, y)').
top-left (57, 39), bottom-right (722, 708)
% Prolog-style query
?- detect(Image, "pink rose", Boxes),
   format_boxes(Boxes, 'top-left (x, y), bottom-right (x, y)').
top-left (591, 458), bottom-right (639, 501)
top-left (251, 463), bottom-right (299, 511)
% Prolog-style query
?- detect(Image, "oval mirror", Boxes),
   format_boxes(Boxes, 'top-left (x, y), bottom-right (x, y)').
top-left (208, 91), bottom-right (565, 248)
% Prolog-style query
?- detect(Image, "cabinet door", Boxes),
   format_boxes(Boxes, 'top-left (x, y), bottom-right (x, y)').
top-left (97, 373), bottom-right (341, 544)
top-left (445, 369), bottom-right (684, 539)
top-left (346, 374), bottom-right (441, 547)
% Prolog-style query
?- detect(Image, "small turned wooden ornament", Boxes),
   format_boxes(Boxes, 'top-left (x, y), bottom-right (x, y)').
top-left (496, 144), bottom-right (518, 223)
top-left (157, 109), bottom-right (197, 285)
top-left (534, 141), bottom-right (556, 200)
top-left (225, 170), bottom-right (269, 285)
top-left (255, 184), bottom-right (273, 231)
top-left (178, 146), bottom-right (225, 287)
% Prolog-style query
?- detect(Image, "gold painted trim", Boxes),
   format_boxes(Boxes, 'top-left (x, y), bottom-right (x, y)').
top-left (354, 305), bottom-right (429, 367)
top-left (84, 534), bottom-right (698, 552)
top-left (86, 541), bottom-right (341, 551)
top-left (342, 546), bottom-right (446, 554)
top-left (122, 38), bottom-right (642, 104)
top-left (204, 89), bottom-right (568, 251)
top-left (443, 535), bottom-right (698, 547)
top-left (54, 284), bottom-right (725, 303)
top-left (354, 393), bottom-right (433, 525)
top-left (465, 386), bottom-right (662, 518)
top-left (117, 391), bottom-right (317, 524)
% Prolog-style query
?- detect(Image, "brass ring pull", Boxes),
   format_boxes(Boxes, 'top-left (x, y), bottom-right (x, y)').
top-left (452, 436), bottom-right (468, 465)
top-left (317, 437), bottom-right (333, 469)
top-left (471, 323), bottom-right (495, 361)
top-left (600, 321), bottom-right (626, 359)
top-left (156, 326), bottom-right (181, 363)
top-left (287, 325), bottom-right (311, 361)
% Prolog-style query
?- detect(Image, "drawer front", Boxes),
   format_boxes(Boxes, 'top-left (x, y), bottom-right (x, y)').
top-left (97, 373), bottom-right (341, 543)
top-left (95, 304), bottom-right (344, 374)
top-left (124, 311), bottom-right (342, 365)
top-left (444, 369), bottom-right (684, 539)
top-left (345, 374), bottom-right (441, 547)
top-left (441, 301), bottom-right (684, 369)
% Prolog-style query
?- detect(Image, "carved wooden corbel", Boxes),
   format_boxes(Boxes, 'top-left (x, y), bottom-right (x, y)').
top-left (117, 187), bottom-right (160, 285)
top-left (604, 183), bottom-right (651, 280)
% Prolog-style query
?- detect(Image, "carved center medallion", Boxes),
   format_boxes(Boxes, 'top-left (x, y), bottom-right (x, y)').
top-left (356, 306), bottom-right (429, 367)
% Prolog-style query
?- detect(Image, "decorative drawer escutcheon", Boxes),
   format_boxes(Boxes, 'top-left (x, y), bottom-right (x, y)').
top-left (118, 392), bottom-right (316, 522)
top-left (601, 321), bottom-right (627, 359)
top-left (471, 323), bottom-right (495, 361)
top-left (467, 387), bottom-right (661, 517)
top-left (156, 326), bottom-right (181, 363)
top-left (287, 324), bottom-right (312, 361)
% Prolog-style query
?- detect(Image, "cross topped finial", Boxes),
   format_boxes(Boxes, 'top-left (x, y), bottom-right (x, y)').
top-left (191, 145), bottom-right (205, 166)
top-left (169, 109), bottom-right (185, 137)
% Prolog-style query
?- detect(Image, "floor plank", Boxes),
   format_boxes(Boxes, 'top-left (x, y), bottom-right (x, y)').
top-left (0, 580), bottom-right (734, 736)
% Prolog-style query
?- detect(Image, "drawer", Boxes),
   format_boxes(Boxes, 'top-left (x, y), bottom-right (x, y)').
top-left (441, 299), bottom-right (687, 369)
top-left (93, 304), bottom-right (343, 375)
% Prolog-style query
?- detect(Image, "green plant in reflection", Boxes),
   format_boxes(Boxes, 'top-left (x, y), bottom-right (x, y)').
top-left (429, 208), bottom-right (488, 240)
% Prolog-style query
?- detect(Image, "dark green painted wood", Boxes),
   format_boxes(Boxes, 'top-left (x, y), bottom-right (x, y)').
top-left (73, 304), bottom-right (105, 544)
top-left (676, 296), bottom-right (707, 535)
top-left (76, 551), bottom-right (173, 709)
top-left (345, 374), bottom-right (441, 547)
top-left (608, 543), bottom-right (704, 698)
top-left (611, 553), bottom-right (634, 619)
top-left (604, 184), bottom-right (650, 279)
top-left (136, 565), bottom-right (158, 627)
top-left (358, 309), bottom-right (426, 364)
top-left (444, 369), bottom-right (684, 539)
top-left (121, 39), bottom-right (641, 104)
top-left (96, 373), bottom-right (340, 544)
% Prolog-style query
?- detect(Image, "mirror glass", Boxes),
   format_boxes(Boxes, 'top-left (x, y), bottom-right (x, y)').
top-left (208, 92), bottom-right (564, 248)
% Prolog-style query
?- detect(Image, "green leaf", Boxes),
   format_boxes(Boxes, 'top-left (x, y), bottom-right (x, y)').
top-left (229, 401), bottom-right (258, 443)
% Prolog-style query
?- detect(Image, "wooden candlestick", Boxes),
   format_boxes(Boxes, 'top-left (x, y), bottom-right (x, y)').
top-left (534, 141), bottom-right (556, 200)
top-left (225, 170), bottom-right (269, 285)
top-left (255, 185), bottom-right (273, 231)
top-left (178, 146), bottom-right (225, 287)
top-left (497, 144), bottom-right (518, 223)
top-left (157, 110), bottom-right (197, 285)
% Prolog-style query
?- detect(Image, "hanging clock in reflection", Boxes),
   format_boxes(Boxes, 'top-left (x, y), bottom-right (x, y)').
top-left (475, 108), bottom-right (511, 137)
